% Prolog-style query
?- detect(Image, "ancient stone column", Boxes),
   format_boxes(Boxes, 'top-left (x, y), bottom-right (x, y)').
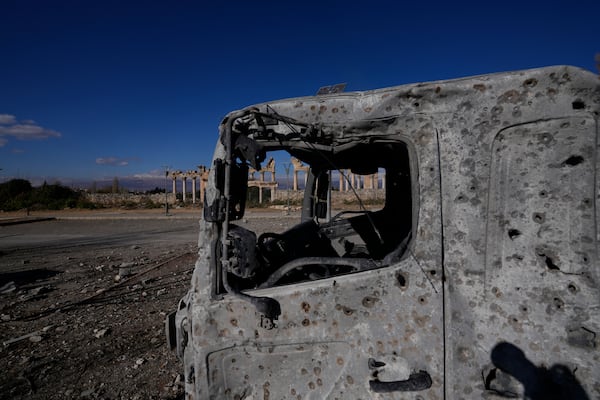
top-left (192, 177), bottom-right (197, 204)
top-left (182, 177), bottom-right (187, 202)
top-left (293, 171), bottom-right (298, 191)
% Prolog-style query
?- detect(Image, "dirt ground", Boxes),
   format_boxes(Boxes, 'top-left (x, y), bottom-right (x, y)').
top-left (0, 209), bottom-right (298, 400)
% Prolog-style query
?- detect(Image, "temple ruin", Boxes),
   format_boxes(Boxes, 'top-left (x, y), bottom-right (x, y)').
top-left (167, 158), bottom-right (383, 204)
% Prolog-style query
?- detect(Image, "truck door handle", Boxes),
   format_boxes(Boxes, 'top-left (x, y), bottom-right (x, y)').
top-left (369, 370), bottom-right (432, 393)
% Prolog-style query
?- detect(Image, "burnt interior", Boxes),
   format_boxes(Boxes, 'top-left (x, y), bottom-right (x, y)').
top-left (221, 141), bottom-right (413, 291)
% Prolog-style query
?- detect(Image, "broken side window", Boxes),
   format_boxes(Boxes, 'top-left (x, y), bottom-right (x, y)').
top-left (220, 140), bottom-right (414, 293)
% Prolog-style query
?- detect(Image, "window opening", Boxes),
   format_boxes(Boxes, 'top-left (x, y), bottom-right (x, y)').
top-left (221, 141), bottom-right (413, 292)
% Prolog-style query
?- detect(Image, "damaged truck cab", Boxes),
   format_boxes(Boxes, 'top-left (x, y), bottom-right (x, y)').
top-left (168, 66), bottom-right (600, 399)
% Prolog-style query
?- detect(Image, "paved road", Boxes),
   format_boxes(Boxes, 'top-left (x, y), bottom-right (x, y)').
top-left (0, 209), bottom-right (301, 253)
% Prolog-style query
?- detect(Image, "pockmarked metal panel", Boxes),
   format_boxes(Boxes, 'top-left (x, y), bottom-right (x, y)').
top-left (170, 65), bottom-right (600, 399)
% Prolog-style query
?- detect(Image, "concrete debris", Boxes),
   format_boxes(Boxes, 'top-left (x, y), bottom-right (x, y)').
top-left (93, 328), bottom-right (110, 339)
top-left (3, 331), bottom-right (45, 347)
top-left (156, 288), bottom-right (167, 296)
top-left (1, 281), bottom-right (17, 294)
top-left (19, 285), bottom-right (54, 301)
top-left (133, 358), bottom-right (146, 369)
top-left (119, 262), bottom-right (136, 278)
top-left (29, 335), bottom-right (43, 343)
top-left (141, 277), bottom-right (156, 286)
top-left (1, 313), bottom-right (11, 321)
top-left (79, 388), bottom-right (96, 398)
top-left (29, 286), bottom-right (52, 296)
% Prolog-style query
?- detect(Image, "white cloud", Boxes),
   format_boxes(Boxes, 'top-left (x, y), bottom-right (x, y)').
top-left (96, 157), bottom-right (130, 166)
top-left (0, 114), bottom-right (17, 125)
top-left (132, 169), bottom-right (165, 179)
top-left (0, 115), bottom-right (62, 145)
top-left (0, 123), bottom-right (61, 140)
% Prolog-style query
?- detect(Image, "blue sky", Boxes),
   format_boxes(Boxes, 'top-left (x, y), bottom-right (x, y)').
top-left (1, 0), bottom-right (598, 188)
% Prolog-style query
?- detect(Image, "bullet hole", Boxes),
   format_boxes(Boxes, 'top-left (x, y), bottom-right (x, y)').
top-left (362, 296), bottom-right (378, 308)
top-left (520, 305), bottom-right (528, 313)
top-left (562, 155), bottom-right (584, 167)
top-left (429, 269), bottom-right (437, 276)
top-left (302, 318), bottom-right (310, 326)
top-left (301, 302), bottom-right (310, 313)
top-left (539, 190), bottom-right (547, 198)
top-left (553, 297), bottom-right (564, 310)
top-left (572, 100), bottom-right (585, 109)
top-left (396, 272), bottom-right (407, 288)
top-left (532, 212), bottom-right (545, 223)
top-left (582, 255), bottom-right (589, 264)
top-left (545, 255), bottom-right (560, 271)
top-left (567, 283), bottom-right (578, 293)
top-left (508, 229), bottom-right (521, 240)
top-left (413, 102), bottom-right (420, 108)
top-left (540, 132), bottom-right (553, 144)
top-left (523, 78), bottom-right (538, 88)
top-left (418, 296), bottom-right (427, 304)
top-left (341, 306), bottom-right (355, 316)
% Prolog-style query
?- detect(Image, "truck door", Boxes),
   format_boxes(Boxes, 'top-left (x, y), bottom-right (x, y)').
top-left (204, 125), bottom-right (444, 399)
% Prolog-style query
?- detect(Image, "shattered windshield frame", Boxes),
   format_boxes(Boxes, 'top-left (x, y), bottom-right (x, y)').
top-left (208, 108), bottom-right (419, 318)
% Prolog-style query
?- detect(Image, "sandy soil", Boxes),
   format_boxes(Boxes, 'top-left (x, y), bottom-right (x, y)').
top-left (0, 210), bottom-right (299, 400)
